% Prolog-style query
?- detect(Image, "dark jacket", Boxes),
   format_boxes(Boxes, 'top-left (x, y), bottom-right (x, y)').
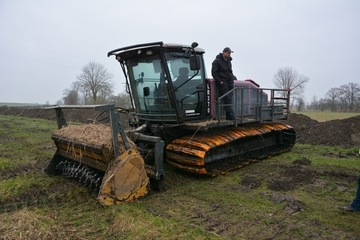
top-left (211, 53), bottom-right (234, 84)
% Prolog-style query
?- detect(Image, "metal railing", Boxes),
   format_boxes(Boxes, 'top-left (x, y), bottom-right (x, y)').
top-left (216, 87), bottom-right (291, 124)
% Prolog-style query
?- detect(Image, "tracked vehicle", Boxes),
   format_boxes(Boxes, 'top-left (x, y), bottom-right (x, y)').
top-left (46, 42), bottom-right (296, 205)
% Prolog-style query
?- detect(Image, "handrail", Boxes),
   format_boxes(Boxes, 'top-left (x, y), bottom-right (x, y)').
top-left (215, 87), bottom-right (291, 124)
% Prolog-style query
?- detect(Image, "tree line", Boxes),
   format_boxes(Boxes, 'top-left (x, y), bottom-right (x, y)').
top-left (307, 82), bottom-right (360, 112)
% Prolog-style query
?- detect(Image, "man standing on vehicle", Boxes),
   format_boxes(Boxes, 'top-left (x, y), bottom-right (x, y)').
top-left (212, 47), bottom-right (236, 120)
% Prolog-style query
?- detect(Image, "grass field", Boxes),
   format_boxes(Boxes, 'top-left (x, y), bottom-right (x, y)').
top-left (0, 114), bottom-right (360, 239)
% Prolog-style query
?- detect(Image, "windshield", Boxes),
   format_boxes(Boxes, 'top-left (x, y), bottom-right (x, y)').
top-left (127, 56), bottom-right (174, 114)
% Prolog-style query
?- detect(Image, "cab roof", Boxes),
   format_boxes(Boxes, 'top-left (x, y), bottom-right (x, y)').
top-left (107, 41), bottom-right (205, 57)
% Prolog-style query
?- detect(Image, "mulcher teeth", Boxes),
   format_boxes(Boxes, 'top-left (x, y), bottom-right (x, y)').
top-left (55, 160), bottom-right (104, 191)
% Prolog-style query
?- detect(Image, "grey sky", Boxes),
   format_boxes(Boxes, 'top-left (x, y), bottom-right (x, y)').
top-left (1, 0), bottom-right (359, 104)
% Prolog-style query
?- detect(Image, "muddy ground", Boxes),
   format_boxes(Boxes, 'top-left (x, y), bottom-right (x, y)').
top-left (1, 106), bottom-right (360, 239)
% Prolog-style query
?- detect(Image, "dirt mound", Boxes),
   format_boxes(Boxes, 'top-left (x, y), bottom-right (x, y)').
top-left (279, 113), bottom-right (360, 148)
top-left (0, 106), bottom-right (359, 148)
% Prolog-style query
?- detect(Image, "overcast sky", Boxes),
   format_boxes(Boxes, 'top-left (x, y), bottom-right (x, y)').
top-left (1, 0), bottom-right (359, 104)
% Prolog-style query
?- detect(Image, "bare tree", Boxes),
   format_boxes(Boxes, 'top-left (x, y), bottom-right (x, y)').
top-left (296, 97), bottom-right (305, 111)
top-left (339, 82), bottom-right (360, 112)
top-left (77, 62), bottom-right (115, 104)
top-left (324, 87), bottom-right (340, 112)
top-left (63, 88), bottom-right (78, 105)
top-left (317, 98), bottom-right (327, 111)
top-left (308, 95), bottom-right (318, 111)
top-left (63, 82), bottom-right (81, 105)
top-left (273, 67), bottom-right (309, 107)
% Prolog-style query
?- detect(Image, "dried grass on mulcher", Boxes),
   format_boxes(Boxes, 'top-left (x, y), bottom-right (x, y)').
top-left (53, 124), bottom-right (137, 160)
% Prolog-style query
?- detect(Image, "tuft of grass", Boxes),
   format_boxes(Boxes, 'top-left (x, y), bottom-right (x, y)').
top-left (0, 157), bottom-right (14, 170)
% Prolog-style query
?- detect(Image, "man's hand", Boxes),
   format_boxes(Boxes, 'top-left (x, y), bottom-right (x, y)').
top-left (219, 81), bottom-right (227, 93)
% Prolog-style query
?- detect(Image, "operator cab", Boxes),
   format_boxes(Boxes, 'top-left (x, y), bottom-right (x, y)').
top-left (108, 42), bottom-right (207, 124)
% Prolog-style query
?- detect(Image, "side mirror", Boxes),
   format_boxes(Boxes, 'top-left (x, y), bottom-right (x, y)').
top-left (143, 87), bottom-right (150, 97)
top-left (190, 55), bottom-right (201, 70)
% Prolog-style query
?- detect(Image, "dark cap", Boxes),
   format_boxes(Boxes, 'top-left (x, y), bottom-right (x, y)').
top-left (223, 47), bottom-right (233, 53)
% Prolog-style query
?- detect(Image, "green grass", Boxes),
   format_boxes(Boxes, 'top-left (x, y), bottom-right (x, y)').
top-left (0, 157), bottom-right (13, 170)
top-left (1, 114), bottom-right (360, 239)
top-left (0, 115), bottom-right (56, 168)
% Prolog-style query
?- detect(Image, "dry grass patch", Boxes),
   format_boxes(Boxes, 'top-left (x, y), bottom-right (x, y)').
top-left (0, 210), bottom-right (56, 239)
